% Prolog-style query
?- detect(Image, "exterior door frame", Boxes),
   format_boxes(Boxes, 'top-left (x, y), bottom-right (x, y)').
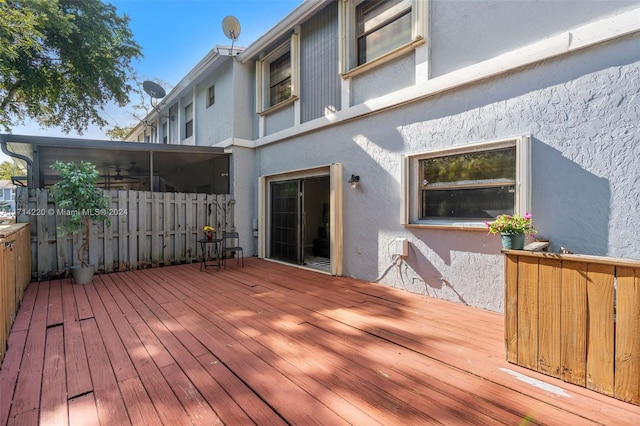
top-left (258, 163), bottom-right (343, 275)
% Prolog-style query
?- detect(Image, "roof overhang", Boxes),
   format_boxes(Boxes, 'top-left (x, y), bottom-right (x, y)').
top-left (237, 0), bottom-right (332, 62)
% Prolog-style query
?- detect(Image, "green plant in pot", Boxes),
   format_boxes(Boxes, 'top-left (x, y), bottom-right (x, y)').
top-left (50, 161), bottom-right (110, 284)
top-left (485, 213), bottom-right (537, 250)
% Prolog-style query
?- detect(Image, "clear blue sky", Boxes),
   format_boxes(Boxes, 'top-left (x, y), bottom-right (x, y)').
top-left (2, 0), bottom-right (302, 163)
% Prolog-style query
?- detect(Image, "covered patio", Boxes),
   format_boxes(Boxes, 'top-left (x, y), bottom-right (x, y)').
top-left (1, 259), bottom-right (639, 425)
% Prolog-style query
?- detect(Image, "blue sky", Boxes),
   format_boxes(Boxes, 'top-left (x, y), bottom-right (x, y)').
top-left (2, 0), bottom-right (302, 163)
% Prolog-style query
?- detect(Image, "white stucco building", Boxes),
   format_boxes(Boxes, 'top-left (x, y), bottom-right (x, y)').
top-left (128, 0), bottom-right (640, 312)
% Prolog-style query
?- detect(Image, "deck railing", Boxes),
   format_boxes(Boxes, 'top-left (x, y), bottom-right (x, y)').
top-left (0, 223), bottom-right (31, 365)
top-left (16, 188), bottom-right (234, 279)
top-left (504, 250), bottom-right (640, 405)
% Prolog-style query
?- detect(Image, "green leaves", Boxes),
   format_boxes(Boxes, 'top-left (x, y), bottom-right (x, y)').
top-left (486, 213), bottom-right (537, 236)
top-left (49, 161), bottom-right (111, 265)
top-left (0, 0), bottom-right (142, 133)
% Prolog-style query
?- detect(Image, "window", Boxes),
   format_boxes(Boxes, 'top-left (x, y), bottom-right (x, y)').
top-left (340, 0), bottom-right (425, 74)
top-left (356, 0), bottom-right (412, 66)
top-left (256, 34), bottom-right (299, 113)
top-left (269, 52), bottom-right (291, 106)
top-left (403, 136), bottom-right (531, 227)
top-left (207, 85), bottom-right (215, 107)
top-left (162, 122), bottom-right (168, 144)
top-left (184, 103), bottom-right (193, 138)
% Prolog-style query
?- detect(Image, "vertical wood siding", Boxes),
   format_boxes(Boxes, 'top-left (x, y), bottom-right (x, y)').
top-left (300, 2), bottom-right (341, 123)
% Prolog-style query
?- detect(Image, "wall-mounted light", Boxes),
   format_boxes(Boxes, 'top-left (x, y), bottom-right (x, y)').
top-left (348, 174), bottom-right (360, 188)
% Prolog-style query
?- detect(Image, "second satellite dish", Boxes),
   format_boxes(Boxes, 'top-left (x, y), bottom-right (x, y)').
top-left (142, 80), bottom-right (166, 99)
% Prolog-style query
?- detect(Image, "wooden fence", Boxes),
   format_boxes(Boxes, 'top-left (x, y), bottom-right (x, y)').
top-left (0, 223), bottom-right (31, 365)
top-left (16, 188), bottom-right (234, 279)
top-left (504, 250), bottom-right (640, 405)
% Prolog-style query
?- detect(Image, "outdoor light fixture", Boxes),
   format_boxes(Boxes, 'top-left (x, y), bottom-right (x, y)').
top-left (348, 174), bottom-right (360, 188)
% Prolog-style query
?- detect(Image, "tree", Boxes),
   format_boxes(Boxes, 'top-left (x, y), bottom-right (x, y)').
top-left (0, 160), bottom-right (23, 179)
top-left (0, 0), bottom-right (142, 134)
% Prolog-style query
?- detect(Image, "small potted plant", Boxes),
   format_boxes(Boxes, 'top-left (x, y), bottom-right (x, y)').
top-left (485, 212), bottom-right (537, 249)
top-left (49, 161), bottom-right (110, 284)
top-left (203, 225), bottom-right (215, 240)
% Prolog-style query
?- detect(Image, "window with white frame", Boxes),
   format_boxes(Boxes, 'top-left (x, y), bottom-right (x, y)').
top-left (270, 52), bottom-right (291, 106)
top-left (340, 0), bottom-right (425, 74)
top-left (207, 85), bottom-right (215, 107)
top-left (162, 122), bottom-right (168, 144)
top-left (256, 34), bottom-right (299, 113)
top-left (184, 103), bottom-right (193, 138)
top-left (403, 136), bottom-right (531, 227)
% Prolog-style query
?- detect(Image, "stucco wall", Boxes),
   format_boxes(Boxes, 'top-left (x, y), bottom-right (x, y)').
top-left (230, 146), bottom-right (257, 256)
top-left (256, 32), bottom-right (640, 312)
top-left (430, 0), bottom-right (639, 78)
top-left (264, 105), bottom-right (295, 136)
top-left (196, 60), bottom-right (235, 146)
top-left (351, 52), bottom-right (415, 105)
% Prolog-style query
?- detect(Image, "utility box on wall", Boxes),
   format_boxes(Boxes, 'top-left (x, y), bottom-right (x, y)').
top-left (391, 238), bottom-right (409, 257)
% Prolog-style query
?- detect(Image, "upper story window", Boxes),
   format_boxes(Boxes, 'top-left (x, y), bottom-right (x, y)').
top-left (340, 0), bottom-right (426, 75)
top-left (207, 85), bottom-right (215, 107)
top-left (256, 34), bottom-right (299, 113)
top-left (403, 136), bottom-right (531, 228)
top-left (270, 51), bottom-right (291, 106)
top-left (356, 0), bottom-right (411, 66)
top-left (184, 103), bottom-right (193, 139)
top-left (162, 122), bottom-right (168, 144)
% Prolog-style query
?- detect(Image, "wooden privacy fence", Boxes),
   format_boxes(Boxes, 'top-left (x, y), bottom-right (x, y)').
top-left (504, 250), bottom-right (640, 405)
top-left (0, 223), bottom-right (31, 365)
top-left (16, 188), bottom-right (234, 278)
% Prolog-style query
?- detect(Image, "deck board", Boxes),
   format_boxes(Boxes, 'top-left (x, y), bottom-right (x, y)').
top-left (2, 258), bottom-right (640, 425)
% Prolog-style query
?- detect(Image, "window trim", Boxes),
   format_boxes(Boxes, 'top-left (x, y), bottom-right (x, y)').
top-left (339, 0), bottom-right (426, 77)
top-left (256, 33), bottom-right (300, 114)
top-left (401, 136), bottom-right (531, 230)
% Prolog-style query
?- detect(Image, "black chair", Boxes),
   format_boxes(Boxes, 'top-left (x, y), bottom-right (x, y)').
top-left (222, 231), bottom-right (244, 268)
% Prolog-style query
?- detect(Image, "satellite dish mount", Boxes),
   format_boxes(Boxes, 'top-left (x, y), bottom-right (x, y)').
top-left (222, 16), bottom-right (241, 55)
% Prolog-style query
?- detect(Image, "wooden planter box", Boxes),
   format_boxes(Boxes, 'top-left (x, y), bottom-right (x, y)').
top-left (504, 250), bottom-right (640, 405)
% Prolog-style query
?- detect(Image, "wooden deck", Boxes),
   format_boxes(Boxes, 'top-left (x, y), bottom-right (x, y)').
top-left (1, 258), bottom-right (639, 425)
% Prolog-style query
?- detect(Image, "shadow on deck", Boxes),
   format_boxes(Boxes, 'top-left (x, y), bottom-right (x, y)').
top-left (1, 258), bottom-right (639, 425)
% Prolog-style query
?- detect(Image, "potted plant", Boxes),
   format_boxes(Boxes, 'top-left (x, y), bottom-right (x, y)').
top-left (203, 225), bottom-right (215, 240)
top-left (49, 161), bottom-right (110, 284)
top-left (485, 213), bottom-right (537, 249)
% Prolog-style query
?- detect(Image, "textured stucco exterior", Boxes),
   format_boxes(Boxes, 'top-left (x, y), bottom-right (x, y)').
top-left (255, 30), bottom-right (640, 312)
top-left (127, 0), bottom-right (640, 313)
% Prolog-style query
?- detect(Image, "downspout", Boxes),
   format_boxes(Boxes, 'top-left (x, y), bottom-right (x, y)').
top-left (0, 135), bottom-right (33, 188)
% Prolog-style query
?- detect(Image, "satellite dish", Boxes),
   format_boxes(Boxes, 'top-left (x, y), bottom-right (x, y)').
top-left (222, 16), bottom-right (241, 55)
top-left (222, 16), bottom-right (241, 41)
top-left (142, 80), bottom-right (166, 99)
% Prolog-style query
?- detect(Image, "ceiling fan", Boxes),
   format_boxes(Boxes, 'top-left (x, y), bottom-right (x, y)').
top-left (127, 161), bottom-right (145, 176)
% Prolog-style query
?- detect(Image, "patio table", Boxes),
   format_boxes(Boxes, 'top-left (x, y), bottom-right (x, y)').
top-left (199, 238), bottom-right (223, 271)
